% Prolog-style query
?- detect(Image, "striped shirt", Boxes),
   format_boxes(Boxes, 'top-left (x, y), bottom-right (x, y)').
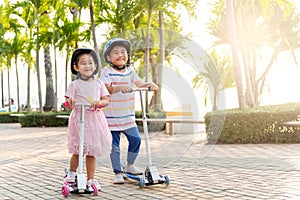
top-left (100, 66), bottom-right (143, 131)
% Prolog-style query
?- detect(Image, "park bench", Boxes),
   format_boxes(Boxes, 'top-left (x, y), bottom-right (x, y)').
top-left (9, 113), bottom-right (25, 117)
top-left (281, 121), bottom-right (300, 127)
top-left (135, 118), bottom-right (204, 135)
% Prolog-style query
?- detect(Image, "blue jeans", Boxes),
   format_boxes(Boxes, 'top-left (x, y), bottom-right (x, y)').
top-left (110, 127), bottom-right (141, 174)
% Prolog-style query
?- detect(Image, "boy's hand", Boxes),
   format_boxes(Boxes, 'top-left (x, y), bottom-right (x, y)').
top-left (119, 86), bottom-right (132, 93)
top-left (148, 83), bottom-right (159, 91)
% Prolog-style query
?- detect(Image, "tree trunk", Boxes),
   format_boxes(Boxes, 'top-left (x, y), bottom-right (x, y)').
top-left (54, 46), bottom-right (57, 111)
top-left (256, 40), bottom-right (282, 99)
top-left (1, 68), bottom-right (4, 108)
top-left (237, 8), bottom-right (255, 107)
top-left (15, 55), bottom-right (20, 112)
top-left (89, 0), bottom-right (101, 77)
top-left (145, 9), bottom-right (152, 113)
top-left (36, 12), bottom-right (43, 112)
top-left (153, 10), bottom-right (164, 111)
top-left (227, 0), bottom-right (245, 108)
top-left (44, 46), bottom-right (55, 111)
top-left (27, 66), bottom-right (31, 110)
top-left (7, 64), bottom-right (11, 112)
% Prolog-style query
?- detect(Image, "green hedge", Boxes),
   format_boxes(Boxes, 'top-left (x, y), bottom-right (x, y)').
top-left (0, 112), bottom-right (20, 123)
top-left (0, 110), bottom-right (166, 132)
top-left (19, 112), bottom-right (69, 127)
top-left (205, 103), bottom-right (300, 144)
top-left (135, 110), bottom-right (166, 132)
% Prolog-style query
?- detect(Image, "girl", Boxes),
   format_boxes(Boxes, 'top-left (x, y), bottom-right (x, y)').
top-left (64, 48), bottom-right (112, 190)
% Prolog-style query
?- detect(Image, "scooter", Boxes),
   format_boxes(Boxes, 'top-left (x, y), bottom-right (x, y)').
top-left (123, 88), bottom-right (170, 188)
top-left (61, 103), bottom-right (99, 197)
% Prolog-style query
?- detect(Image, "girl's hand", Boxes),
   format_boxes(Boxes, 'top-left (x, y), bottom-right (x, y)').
top-left (92, 100), bottom-right (103, 109)
top-left (63, 98), bottom-right (74, 110)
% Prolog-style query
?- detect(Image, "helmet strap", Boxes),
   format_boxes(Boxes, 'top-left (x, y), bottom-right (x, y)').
top-left (76, 72), bottom-right (95, 81)
top-left (110, 63), bottom-right (126, 70)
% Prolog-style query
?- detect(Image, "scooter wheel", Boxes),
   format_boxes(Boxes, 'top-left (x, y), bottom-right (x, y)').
top-left (138, 176), bottom-right (145, 189)
top-left (123, 173), bottom-right (128, 180)
top-left (164, 175), bottom-right (170, 186)
top-left (91, 183), bottom-right (98, 196)
top-left (62, 185), bottom-right (70, 197)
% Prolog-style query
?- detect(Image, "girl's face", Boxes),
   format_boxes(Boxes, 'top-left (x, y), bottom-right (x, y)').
top-left (74, 54), bottom-right (96, 80)
top-left (106, 45), bottom-right (128, 68)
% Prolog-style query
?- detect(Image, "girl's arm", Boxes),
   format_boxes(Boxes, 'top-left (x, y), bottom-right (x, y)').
top-left (92, 96), bottom-right (109, 109)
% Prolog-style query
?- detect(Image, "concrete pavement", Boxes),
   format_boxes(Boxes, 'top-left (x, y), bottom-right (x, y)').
top-left (1, 123), bottom-right (300, 199)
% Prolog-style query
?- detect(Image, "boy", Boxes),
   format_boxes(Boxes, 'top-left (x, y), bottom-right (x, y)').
top-left (100, 38), bottom-right (158, 184)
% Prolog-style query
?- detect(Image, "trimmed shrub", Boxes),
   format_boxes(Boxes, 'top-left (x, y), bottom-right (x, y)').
top-left (205, 103), bottom-right (300, 144)
top-left (2, 110), bottom-right (166, 132)
top-left (135, 110), bottom-right (166, 132)
top-left (19, 112), bottom-right (69, 127)
top-left (0, 112), bottom-right (20, 123)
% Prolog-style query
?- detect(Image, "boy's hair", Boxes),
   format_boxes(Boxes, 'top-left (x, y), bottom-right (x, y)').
top-left (70, 48), bottom-right (99, 75)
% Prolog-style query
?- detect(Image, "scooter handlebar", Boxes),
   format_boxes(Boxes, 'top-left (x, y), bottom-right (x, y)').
top-left (131, 86), bottom-right (151, 92)
top-left (75, 103), bottom-right (91, 106)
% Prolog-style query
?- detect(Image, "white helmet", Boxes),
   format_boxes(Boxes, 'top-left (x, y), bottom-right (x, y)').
top-left (103, 38), bottom-right (130, 64)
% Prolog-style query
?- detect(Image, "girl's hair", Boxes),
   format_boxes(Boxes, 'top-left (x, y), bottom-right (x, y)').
top-left (70, 48), bottom-right (99, 75)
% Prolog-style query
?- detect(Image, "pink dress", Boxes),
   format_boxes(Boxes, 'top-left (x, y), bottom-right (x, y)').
top-left (65, 79), bottom-right (112, 157)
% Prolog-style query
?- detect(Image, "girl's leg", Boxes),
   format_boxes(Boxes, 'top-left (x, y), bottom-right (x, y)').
top-left (110, 131), bottom-right (122, 174)
top-left (86, 155), bottom-right (96, 180)
top-left (70, 154), bottom-right (79, 172)
top-left (123, 127), bottom-right (141, 165)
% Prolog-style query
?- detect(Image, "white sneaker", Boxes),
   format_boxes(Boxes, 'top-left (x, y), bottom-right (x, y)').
top-left (66, 171), bottom-right (76, 182)
top-left (112, 173), bottom-right (124, 184)
top-left (87, 179), bottom-right (101, 191)
top-left (125, 165), bottom-right (143, 175)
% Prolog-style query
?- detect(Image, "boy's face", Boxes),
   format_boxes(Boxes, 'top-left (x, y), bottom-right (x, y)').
top-left (74, 54), bottom-right (96, 79)
top-left (106, 45), bottom-right (128, 68)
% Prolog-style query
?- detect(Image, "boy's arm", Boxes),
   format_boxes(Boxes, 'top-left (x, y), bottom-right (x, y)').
top-left (135, 81), bottom-right (159, 91)
top-left (104, 83), bottom-right (132, 94)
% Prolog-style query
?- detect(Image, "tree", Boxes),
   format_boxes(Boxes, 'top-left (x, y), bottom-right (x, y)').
top-left (206, 0), bottom-right (300, 107)
top-left (96, 0), bottom-right (199, 111)
top-left (13, 0), bottom-right (37, 110)
top-left (227, 0), bottom-right (245, 108)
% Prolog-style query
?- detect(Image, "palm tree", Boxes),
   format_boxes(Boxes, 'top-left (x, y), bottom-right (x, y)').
top-left (0, 12), bottom-right (9, 108)
top-left (12, 0), bottom-right (37, 110)
top-left (227, 0), bottom-right (245, 108)
top-left (89, 0), bottom-right (101, 76)
top-left (96, 0), bottom-right (199, 111)
top-left (207, 0), bottom-right (300, 107)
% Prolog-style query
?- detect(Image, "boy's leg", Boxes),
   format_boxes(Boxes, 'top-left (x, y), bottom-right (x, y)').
top-left (86, 155), bottom-right (96, 180)
top-left (123, 127), bottom-right (141, 165)
top-left (110, 131), bottom-right (122, 174)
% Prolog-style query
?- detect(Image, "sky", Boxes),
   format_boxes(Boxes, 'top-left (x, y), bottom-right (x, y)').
top-left (1, 0), bottom-right (300, 113)
top-left (189, 0), bottom-right (300, 108)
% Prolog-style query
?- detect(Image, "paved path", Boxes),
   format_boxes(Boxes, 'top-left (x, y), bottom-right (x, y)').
top-left (1, 123), bottom-right (300, 199)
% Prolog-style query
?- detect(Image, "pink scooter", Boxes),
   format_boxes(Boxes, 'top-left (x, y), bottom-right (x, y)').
top-left (61, 103), bottom-right (99, 197)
